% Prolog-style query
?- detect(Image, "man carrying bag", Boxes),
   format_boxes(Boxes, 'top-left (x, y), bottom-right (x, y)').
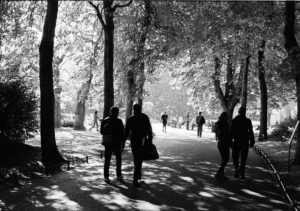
top-left (125, 104), bottom-right (157, 187)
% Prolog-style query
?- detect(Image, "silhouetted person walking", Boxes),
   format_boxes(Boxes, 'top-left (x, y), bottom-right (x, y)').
top-left (214, 112), bottom-right (232, 180)
top-left (161, 112), bottom-right (168, 133)
top-left (100, 107), bottom-right (125, 183)
top-left (90, 111), bottom-right (100, 131)
top-left (186, 112), bottom-right (191, 130)
top-left (231, 107), bottom-right (255, 179)
top-left (196, 112), bottom-right (206, 138)
top-left (125, 104), bottom-right (153, 187)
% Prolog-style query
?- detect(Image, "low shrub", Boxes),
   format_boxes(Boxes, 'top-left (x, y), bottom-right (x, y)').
top-left (0, 80), bottom-right (39, 143)
top-left (61, 113), bottom-right (74, 128)
top-left (270, 117), bottom-right (298, 141)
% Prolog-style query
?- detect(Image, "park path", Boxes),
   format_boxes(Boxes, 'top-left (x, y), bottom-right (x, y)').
top-left (0, 124), bottom-right (289, 211)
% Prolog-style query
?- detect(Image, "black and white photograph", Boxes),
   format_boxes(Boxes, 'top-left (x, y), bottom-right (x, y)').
top-left (0, 0), bottom-right (299, 210)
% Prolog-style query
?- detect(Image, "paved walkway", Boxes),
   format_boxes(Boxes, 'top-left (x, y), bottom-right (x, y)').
top-left (0, 124), bottom-right (289, 210)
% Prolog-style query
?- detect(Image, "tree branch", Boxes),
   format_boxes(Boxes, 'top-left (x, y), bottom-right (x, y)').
top-left (213, 56), bottom-right (227, 111)
top-left (88, 1), bottom-right (106, 31)
top-left (112, 0), bottom-right (133, 12)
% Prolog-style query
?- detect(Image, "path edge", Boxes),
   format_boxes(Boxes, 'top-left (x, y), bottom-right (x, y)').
top-left (253, 145), bottom-right (298, 211)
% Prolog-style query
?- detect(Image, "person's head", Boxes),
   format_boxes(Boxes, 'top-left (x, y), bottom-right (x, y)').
top-left (219, 111), bottom-right (228, 121)
top-left (95, 111), bottom-right (98, 114)
top-left (133, 104), bottom-right (141, 115)
top-left (238, 107), bottom-right (246, 116)
top-left (199, 112), bottom-right (202, 115)
top-left (110, 106), bottom-right (119, 118)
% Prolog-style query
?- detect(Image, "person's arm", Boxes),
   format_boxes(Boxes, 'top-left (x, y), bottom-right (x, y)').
top-left (248, 120), bottom-right (255, 147)
top-left (124, 118), bottom-right (131, 140)
top-left (100, 118), bottom-right (106, 135)
top-left (145, 115), bottom-right (153, 141)
top-left (119, 120), bottom-right (126, 149)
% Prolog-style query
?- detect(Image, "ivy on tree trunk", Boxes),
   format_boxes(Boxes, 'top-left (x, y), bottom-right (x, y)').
top-left (39, 0), bottom-right (65, 168)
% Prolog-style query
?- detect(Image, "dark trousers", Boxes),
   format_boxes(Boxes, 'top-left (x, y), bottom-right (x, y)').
top-left (197, 125), bottom-right (203, 137)
top-left (232, 145), bottom-right (249, 176)
top-left (131, 146), bottom-right (143, 181)
top-left (162, 122), bottom-right (167, 132)
top-left (104, 144), bottom-right (122, 178)
top-left (216, 143), bottom-right (230, 175)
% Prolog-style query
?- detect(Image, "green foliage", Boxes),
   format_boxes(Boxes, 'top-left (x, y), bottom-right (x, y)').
top-left (0, 80), bottom-right (38, 143)
top-left (270, 117), bottom-right (298, 141)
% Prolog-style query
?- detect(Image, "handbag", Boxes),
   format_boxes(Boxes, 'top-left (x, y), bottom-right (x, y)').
top-left (142, 139), bottom-right (159, 161)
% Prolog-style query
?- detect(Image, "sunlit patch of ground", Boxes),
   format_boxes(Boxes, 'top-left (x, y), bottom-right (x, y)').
top-left (0, 124), bottom-right (291, 210)
top-left (256, 140), bottom-right (300, 205)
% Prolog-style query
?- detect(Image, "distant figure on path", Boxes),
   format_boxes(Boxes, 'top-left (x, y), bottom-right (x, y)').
top-left (231, 107), bottom-right (255, 179)
top-left (100, 107), bottom-right (125, 183)
top-left (185, 112), bottom-right (191, 130)
top-left (89, 111), bottom-right (100, 131)
top-left (214, 112), bottom-right (231, 180)
top-left (196, 112), bottom-right (206, 138)
top-left (125, 104), bottom-right (153, 187)
top-left (161, 112), bottom-right (168, 133)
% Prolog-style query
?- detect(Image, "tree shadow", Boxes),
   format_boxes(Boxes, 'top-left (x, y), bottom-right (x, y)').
top-left (0, 127), bottom-right (289, 210)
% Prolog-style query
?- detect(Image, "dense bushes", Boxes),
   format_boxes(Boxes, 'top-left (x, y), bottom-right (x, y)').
top-left (270, 117), bottom-right (298, 141)
top-left (0, 80), bottom-right (39, 143)
top-left (61, 113), bottom-right (74, 128)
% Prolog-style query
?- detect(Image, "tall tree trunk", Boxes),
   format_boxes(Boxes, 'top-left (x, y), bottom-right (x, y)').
top-left (103, 3), bottom-right (114, 118)
top-left (39, 0), bottom-right (65, 167)
top-left (89, 0), bottom-right (132, 118)
top-left (54, 97), bottom-right (62, 128)
top-left (213, 55), bottom-right (242, 127)
top-left (53, 55), bottom-right (64, 128)
top-left (125, 69), bottom-right (135, 121)
top-left (137, 62), bottom-right (145, 109)
top-left (258, 40), bottom-right (268, 141)
top-left (73, 73), bottom-right (93, 130)
top-left (284, 1), bottom-right (300, 164)
top-left (136, 0), bottom-right (152, 109)
top-left (241, 55), bottom-right (251, 108)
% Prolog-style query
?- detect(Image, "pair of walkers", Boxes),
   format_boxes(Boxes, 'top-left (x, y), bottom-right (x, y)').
top-left (215, 107), bottom-right (255, 180)
top-left (100, 104), bottom-right (153, 187)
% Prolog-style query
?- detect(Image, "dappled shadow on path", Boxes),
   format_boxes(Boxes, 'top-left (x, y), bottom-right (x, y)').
top-left (0, 127), bottom-right (289, 211)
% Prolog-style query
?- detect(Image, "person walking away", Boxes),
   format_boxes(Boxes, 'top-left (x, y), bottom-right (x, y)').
top-left (125, 104), bottom-right (153, 187)
top-left (100, 107), bottom-right (125, 183)
top-left (214, 112), bottom-right (232, 180)
top-left (231, 107), bottom-right (255, 179)
top-left (161, 112), bottom-right (168, 133)
top-left (90, 111), bottom-right (100, 131)
top-left (186, 112), bottom-right (191, 130)
top-left (196, 112), bottom-right (206, 138)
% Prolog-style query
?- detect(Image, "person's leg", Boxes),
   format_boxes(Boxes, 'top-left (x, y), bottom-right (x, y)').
top-left (115, 145), bottom-right (122, 178)
top-left (217, 144), bottom-right (229, 175)
top-left (96, 121), bottom-right (99, 131)
top-left (197, 125), bottom-right (200, 137)
top-left (232, 147), bottom-right (240, 178)
top-left (89, 122), bottom-right (95, 131)
top-left (240, 146), bottom-right (249, 178)
top-left (104, 145), bottom-right (113, 181)
top-left (132, 146), bottom-right (143, 186)
top-left (199, 125), bottom-right (203, 137)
